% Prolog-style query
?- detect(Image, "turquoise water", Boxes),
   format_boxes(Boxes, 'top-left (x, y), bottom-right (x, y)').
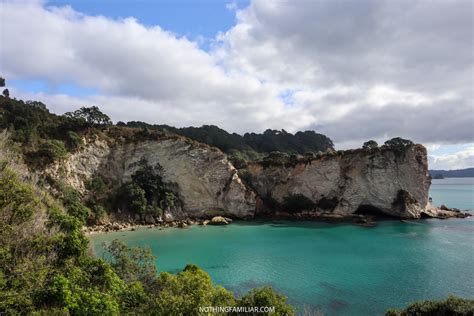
top-left (430, 177), bottom-right (474, 210)
top-left (91, 178), bottom-right (474, 315)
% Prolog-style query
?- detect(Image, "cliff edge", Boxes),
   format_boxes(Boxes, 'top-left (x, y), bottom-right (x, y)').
top-left (246, 145), bottom-right (464, 219)
top-left (44, 133), bottom-right (465, 221)
top-left (45, 133), bottom-right (256, 220)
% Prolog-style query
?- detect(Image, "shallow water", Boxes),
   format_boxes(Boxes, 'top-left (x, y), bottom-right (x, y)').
top-left (91, 178), bottom-right (474, 315)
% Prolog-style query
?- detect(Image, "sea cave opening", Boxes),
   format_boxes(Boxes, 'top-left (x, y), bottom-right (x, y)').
top-left (354, 204), bottom-right (393, 218)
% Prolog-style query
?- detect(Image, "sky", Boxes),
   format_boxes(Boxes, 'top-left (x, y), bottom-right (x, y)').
top-left (0, 0), bottom-right (473, 170)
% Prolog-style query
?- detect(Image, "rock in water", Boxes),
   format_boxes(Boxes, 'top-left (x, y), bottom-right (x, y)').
top-left (209, 216), bottom-right (230, 225)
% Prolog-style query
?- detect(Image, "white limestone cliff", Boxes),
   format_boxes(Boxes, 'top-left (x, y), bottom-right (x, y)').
top-left (247, 145), bottom-right (452, 219)
top-left (45, 134), bottom-right (256, 219)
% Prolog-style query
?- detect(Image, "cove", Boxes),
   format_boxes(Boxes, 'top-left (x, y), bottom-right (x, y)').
top-left (91, 217), bottom-right (474, 315)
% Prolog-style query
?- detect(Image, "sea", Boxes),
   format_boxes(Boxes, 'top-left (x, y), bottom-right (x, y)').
top-left (91, 177), bottom-right (474, 315)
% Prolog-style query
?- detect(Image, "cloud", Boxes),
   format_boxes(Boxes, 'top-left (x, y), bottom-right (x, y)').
top-left (1, 0), bottom-right (473, 155)
top-left (429, 145), bottom-right (474, 170)
top-left (216, 0), bottom-right (474, 145)
top-left (1, 1), bottom-right (305, 132)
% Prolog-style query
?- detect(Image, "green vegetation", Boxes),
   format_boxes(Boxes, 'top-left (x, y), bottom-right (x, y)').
top-left (31, 139), bottom-right (69, 166)
top-left (117, 159), bottom-right (178, 218)
top-left (363, 140), bottom-right (378, 149)
top-left (64, 106), bottom-right (112, 127)
top-left (383, 137), bottom-right (414, 149)
top-left (385, 296), bottom-right (474, 316)
top-left (238, 287), bottom-right (296, 315)
top-left (123, 121), bottom-right (334, 167)
top-left (0, 155), bottom-right (294, 315)
top-left (0, 97), bottom-right (111, 167)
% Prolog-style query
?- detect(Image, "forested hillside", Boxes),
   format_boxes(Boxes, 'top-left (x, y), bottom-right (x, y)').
top-left (429, 168), bottom-right (474, 178)
top-left (121, 121), bottom-right (334, 159)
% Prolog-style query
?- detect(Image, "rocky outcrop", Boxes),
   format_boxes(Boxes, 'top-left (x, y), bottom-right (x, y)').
top-left (247, 145), bottom-right (442, 219)
top-left (45, 135), bottom-right (256, 219)
top-left (45, 134), bottom-right (466, 221)
top-left (209, 216), bottom-right (232, 225)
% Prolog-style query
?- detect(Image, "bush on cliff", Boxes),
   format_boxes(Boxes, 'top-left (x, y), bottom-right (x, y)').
top-left (29, 139), bottom-right (68, 166)
top-left (117, 159), bottom-right (178, 218)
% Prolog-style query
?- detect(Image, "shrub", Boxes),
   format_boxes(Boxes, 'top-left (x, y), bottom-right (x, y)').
top-left (386, 296), bottom-right (474, 315)
top-left (104, 239), bottom-right (158, 292)
top-left (152, 264), bottom-right (235, 315)
top-left (34, 140), bottom-right (68, 165)
top-left (237, 286), bottom-right (295, 316)
top-left (61, 186), bottom-right (91, 224)
top-left (119, 182), bottom-right (147, 215)
top-left (86, 176), bottom-right (108, 199)
top-left (66, 131), bottom-right (83, 150)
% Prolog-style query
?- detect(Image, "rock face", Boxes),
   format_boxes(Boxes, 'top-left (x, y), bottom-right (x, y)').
top-left (45, 134), bottom-right (458, 220)
top-left (45, 135), bottom-right (256, 219)
top-left (247, 145), bottom-right (433, 219)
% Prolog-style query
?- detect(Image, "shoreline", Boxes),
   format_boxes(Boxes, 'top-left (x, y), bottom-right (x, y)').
top-left (84, 209), bottom-right (471, 235)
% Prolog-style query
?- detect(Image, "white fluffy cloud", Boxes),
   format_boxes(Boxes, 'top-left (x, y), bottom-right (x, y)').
top-left (429, 145), bottom-right (474, 170)
top-left (1, 0), bottom-right (473, 167)
top-left (216, 0), bottom-right (474, 145)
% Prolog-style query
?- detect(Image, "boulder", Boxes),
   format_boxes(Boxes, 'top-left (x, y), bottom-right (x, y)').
top-left (144, 214), bottom-right (155, 224)
top-left (209, 216), bottom-right (230, 225)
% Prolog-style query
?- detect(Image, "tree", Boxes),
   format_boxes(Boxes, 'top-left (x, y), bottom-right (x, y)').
top-left (0, 77), bottom-right (5, 87)
top-left (362, 140), bottom-right (378, 149)
top-left (152, 264), bottom-right (235, 315)
top-left (131, 160), bottom-right (164, 203)
top-left (3, 89), bottom-right (9, 98)
top-left (104, 239), bottom-right (158, 292)
top-left (64, 106), bottom-right (112, 127)
top-left (384, 137), bottom-right (414, 148)
top-left (237, 287), bottom-right (295, 316)
top-left (385, 296), bottom-right (474, 316)
top-left (119, 182), bottom-right (147, 215)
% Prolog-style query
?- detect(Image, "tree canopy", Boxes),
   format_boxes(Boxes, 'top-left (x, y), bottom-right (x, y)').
top-left (64, 106), bottom-right (112, 127)
top-left (363, 140), bottom-right (378, 149)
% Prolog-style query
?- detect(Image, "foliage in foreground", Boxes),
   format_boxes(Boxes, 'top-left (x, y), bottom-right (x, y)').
top-left (386, 296), bottom-right (474, 316)
top-left (0, 156), bottom-right (294, 315)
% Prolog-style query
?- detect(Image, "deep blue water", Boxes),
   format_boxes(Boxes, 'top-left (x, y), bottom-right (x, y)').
top-left (91, 178), bottom-right (474, 315)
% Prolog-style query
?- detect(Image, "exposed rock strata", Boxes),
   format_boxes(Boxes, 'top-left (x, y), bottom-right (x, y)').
top-left (45, 135), bottom-right (468, 221)
top-left (246, 145), bottom-right (460, 219)
top-left (45, 135), bottom-right (256, 219)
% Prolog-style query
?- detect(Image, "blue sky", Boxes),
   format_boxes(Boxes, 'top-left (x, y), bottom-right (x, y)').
top-left (48, 0), bottom-right (248, 39)
top-left (1, 0), bottom-right (472, 169)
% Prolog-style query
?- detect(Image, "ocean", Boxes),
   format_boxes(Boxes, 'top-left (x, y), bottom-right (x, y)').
top-left (91, 178), bottom-right (474, 315)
